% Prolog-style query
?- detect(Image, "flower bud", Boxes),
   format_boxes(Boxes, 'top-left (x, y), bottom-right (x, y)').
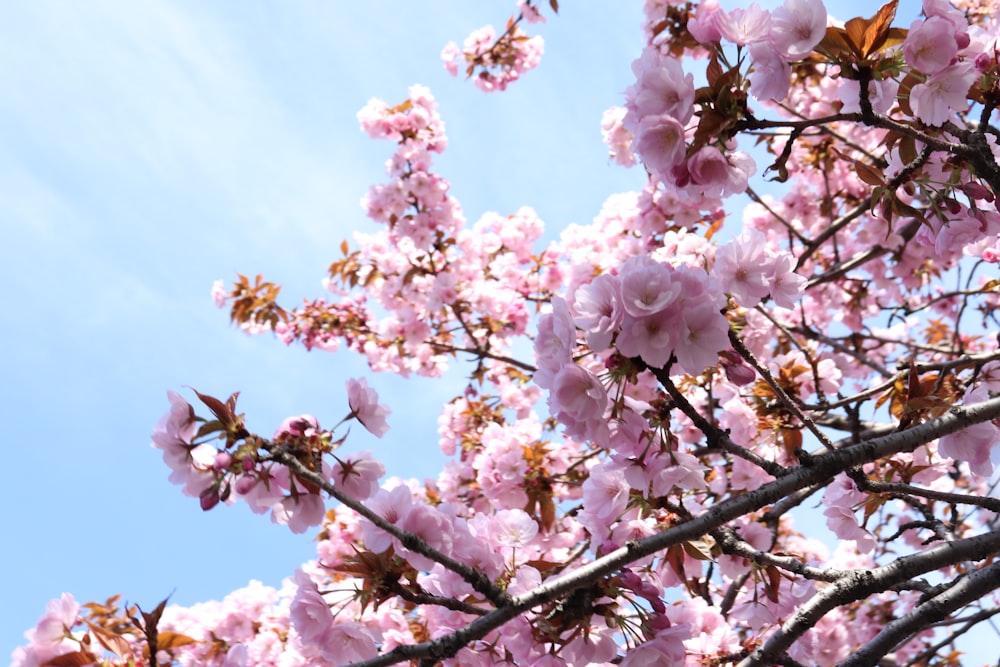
top-left (975, 51), bottom-right (994, 73)
top-left (199, 486), bottom-right (220, 511)
top-left (720, 350), bottom-right (756, 386)
top-left (235, 475), bottom-right (256, 495)
top-left (214, 451), bottom-right (232, 471)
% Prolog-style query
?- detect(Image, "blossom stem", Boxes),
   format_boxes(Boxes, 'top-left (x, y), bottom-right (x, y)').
top-left (267, 445), bottom-right (511, 608)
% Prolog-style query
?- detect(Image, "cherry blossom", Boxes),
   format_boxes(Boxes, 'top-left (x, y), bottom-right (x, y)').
top-left (346, 377), bottom-right (391, 438)
top-left (21, 1), bottom-right (1000, 665)
top-left (909, 61), bottom-right (978, 125)
top-left (769, 0), bottom-right (827, 59)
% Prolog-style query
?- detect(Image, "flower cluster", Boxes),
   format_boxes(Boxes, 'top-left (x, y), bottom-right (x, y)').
top-left (441, 21), bottom-right (544, 92)
top-left (150, 380), bottom-right (389, 536)
top-left (20, 0), bottom-right (1000, 665)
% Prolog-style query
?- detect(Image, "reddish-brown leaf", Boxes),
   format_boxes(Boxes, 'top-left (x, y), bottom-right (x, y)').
top-left (157, 631), bottom-right (199, 651)
top-left (861, 0), bottom-right (899, 58)
top-left (192, 389), bottom-right (233, 426)
top-left (896, 71), bottom-right (920, 117)
top-left (818, 26), bottom-right (854, 59)
top-left (42, 652), bottom-right (96, 667)
top-left (87, 623), bottom-right (135, 658)
top-left (764, 565), bottom-right (783, 603)
top-left (683, 537), bottom-right (715, 561)
top-left (843, 17), bottom-right (868, 58)
top-left (706, 54), bottom-right (723, 89)
top-left (539, 493), bottom-right (556, 532)
top-left (666, 544), bottom-right (687, 581)
top-left (855, 160), bottom-right (884, 186)
top-left (780, 428), bottom-right (803, 458)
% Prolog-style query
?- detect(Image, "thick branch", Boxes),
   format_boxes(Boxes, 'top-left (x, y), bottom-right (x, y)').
top-left (739, 530), bottom-right (1000, 667)
top-left (350, 396), bottom-right (1000, 667)
top-left (842, 560), bottom-right (1000, 667)
top-left (855, 478), bottom-right (1000, 514)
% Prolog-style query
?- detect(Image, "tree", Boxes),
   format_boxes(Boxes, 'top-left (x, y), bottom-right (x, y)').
top-left (14, 0), bottom-right (1000, 665)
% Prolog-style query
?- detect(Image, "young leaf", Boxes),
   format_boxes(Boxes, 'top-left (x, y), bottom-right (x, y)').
top-left (41, 652), bottom-right (97, 667)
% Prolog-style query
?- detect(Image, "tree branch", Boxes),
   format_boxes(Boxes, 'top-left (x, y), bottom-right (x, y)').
top-left (268, 446), bottom-right (510, 608)
top-left (655, 368), bottom-right (789, 479)
top-left (842, 560), bottom-right (1000, 667)
top-left (740, 530), bottom-right (1000, 667)
top-left (350, 396), bottom-right (1000, 667)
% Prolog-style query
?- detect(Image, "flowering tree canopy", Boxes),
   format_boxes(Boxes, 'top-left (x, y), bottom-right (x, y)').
top-left (16, 0), bottom-right (1000, 665)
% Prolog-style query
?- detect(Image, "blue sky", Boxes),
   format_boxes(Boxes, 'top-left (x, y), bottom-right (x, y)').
top-left (0, 0), bottom-right (649, 655)
top-left (2, 0), bottom-right (939, 660)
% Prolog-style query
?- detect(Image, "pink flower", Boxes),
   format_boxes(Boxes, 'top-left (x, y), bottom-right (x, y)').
top-left (687, 0), bottom-right (724, 44)
top-left (910, 62), bottom-right (977, 126)
top-left (239, 467), bottom-right (286, 515)
top-left (922, 0), bottom-right (971, 45)
top-left (331, 451), bottom-right (385, 500)
top-left (507, 564), bottom-right (543, 597)
top-left (717, 3), bottom-right (771, 46)
top-left (650, 450), bottom-right (709, 495)
top-left (12, 594), bottom-right (81, 667)
top-left (769, 0), bottom-right (827, 59)
top-left (518, 0), bottom-right (546, 24)
top-left (152, 390), bottom-right (197, 446)
top-left (632, 114), bottom-right (688, 180)
top-left (493, 508), bottom-right (539, 548)
top-left (824, 504), bottom-right (876, 553)
top-left (749, 42), bottom-right (792, 101)
top-left (398, 504), bottom-right (454, 570)
top-left (838, 76), bottom-right (899, 115)
top-left (361, 485), bottom-right (414, 553)
top-left (766, 253), bottom-right (807, 308)
top-left (934, 212), bottom-right (985, 259)
top-left (939, 387), bottom-right (1000, 476)
top-left (619, 255), bottom-right (682, 317)
top-left (685, 146), bottom-right (731, 191)
top-left (904, 16), bottom-right (959, 74)
top-left (32, 594), bottom-right (80, 644)
top-left (563, 627), bottom-right (619, 665)
top-left (273, 414), bottom-right (320, 441)
top-left (729, 599), bottom-right (778, 631)
top-left (601, 106), bottom-right (636, 167)
top-left (582, 462), bottom-right (631, 523)
top-left (440, 41), bottom-right (461, 76)
top-left (620, 626), bottom-right (690, 665)
top-left (683, 147), bottom-right (756, 197)
top-left (574, 273), bottom-right (624, 350)
top-left (289, 569), bottom-right (333, 647)
top-left (550, 364), bottom-right (610, 442)
top-left (533, 296), bottom-right (577, 389)
top-left (272, 493), bottom-right (326, 534)
top-left (221, 644), bottom-right (248, 667)
top-left (673, 301), bottom-right (730, 375)
top-left (450, 25), bottom-right (544, 93)
top-left (211, 279), bottom-right (228, 308)
top-left (346, 377), bottom-right (391, 438)
top-left (939, 420), bottom-right (1000, 476)
top-left (625, 48), bottom-right (695, 128)
top-left (714, 230), bottom-right (772, 306)
top-left (320, 623), bottom-right (382, 665)
top-left (151, 391), bottom-right (217, 498)
top-left (616, 308), bottom-right (678, 369)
